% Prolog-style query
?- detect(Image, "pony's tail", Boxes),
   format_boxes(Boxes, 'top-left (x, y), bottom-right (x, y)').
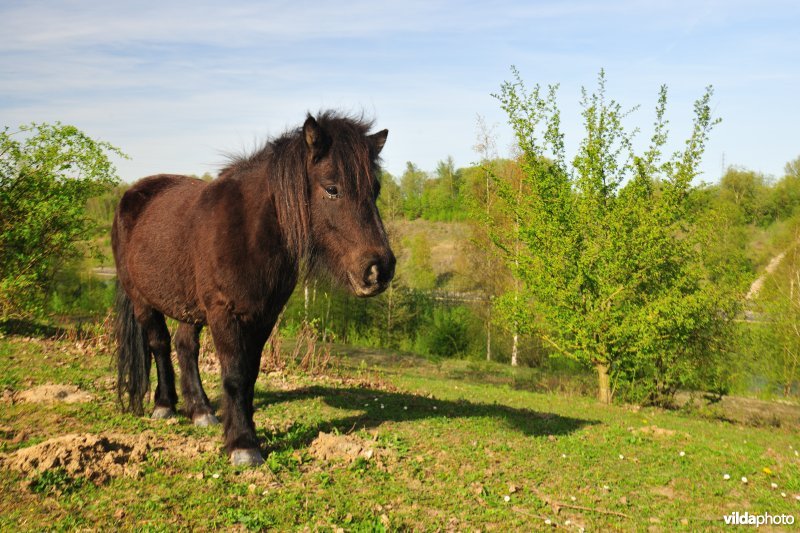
top-left (114, 283), bottom-right (150, 415)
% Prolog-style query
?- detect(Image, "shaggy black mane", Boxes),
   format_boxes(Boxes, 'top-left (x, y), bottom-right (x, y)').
top-left (219, 111), bottom-right (381, 261)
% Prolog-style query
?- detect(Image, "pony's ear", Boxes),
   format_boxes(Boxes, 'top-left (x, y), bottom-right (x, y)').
top-left (368, 129), bottom-right (388, 155)
top-left (303, 115), bottom-right (330, 160)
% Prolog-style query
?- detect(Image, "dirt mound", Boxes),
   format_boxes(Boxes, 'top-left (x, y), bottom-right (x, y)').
top-left (2, 433), bottom-right (149, 484)
top-left (309, 432), bottom-right (392, 466)
top-left (15, 384), bottom-right (93, 404)
top-left (1, 431), bottom-right (219, 486)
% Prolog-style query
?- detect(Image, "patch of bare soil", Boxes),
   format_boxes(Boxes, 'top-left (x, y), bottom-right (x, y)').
top-left (650, 485), bottom-right (677, 500)
top-left (309, 432), bottom-right (394, 467)
top-left (261, 370), bottom-right (400, 394)
top-left (1, 431), bottom-right (218, 487)
top-left (674, 392), bottom-right (800, 428)
top-left (630, 425), bottom-right (679, 438)
top-left (14, 384), bottom-right (93, 404)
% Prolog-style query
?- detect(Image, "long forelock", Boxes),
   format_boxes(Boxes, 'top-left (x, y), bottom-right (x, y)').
top-left (316, 112), bottom-right (378, 204)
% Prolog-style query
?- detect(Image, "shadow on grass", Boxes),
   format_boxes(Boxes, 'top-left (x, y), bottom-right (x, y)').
top-left (0, 319), bottom-right (69, 338)
top-left (254, 385), bottom-right (598, 453)
top-left (0, 318), bottom-right (105, 339)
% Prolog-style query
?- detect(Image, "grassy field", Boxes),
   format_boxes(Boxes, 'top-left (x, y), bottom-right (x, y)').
top-left (1, 333), bottom-right (799, 531)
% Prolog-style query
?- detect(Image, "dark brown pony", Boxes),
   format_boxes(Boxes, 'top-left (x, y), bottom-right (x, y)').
top-left (112, 112), bottom-right (395, 466)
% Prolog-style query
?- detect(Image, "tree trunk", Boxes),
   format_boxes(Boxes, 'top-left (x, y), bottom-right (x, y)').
top-left (511, 331), bottom-right (519, 367)
top-left (303, 280), bottom-right (309, 322)
top-left (486, 301), bottom-right (492, 361)
top-left (596, 362), bottom-right (612, 404)
top-left (486, 314), bottom-right (492, 362)
top-left (387, 286), bottom-right (394, 331)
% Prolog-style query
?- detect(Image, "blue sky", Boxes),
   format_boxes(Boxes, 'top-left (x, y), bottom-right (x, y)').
top-left (1, 1), bottom-right (798, 183)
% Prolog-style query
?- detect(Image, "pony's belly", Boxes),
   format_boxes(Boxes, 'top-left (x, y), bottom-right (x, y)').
top-left (166, 303), bottom-right (206, 325)
top-left (125, 248), bottom-right (205, 324)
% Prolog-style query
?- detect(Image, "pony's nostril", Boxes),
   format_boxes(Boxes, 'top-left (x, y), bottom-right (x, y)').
top-left (365, 263), bottom-right (380, 286)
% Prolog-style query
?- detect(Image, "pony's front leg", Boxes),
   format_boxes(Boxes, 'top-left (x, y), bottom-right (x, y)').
top-left (208, 309), bottom-right (268, 466)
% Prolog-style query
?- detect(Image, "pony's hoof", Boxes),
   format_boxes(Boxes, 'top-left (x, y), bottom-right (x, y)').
top-left (151, 406), bottom-right (176, 420)
top-left (230, 449), bottom-right (264, 467)
top-left (193, 413), bottom-right (220, 427)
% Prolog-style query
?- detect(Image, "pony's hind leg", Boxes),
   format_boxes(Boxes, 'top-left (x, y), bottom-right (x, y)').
top-left (137, 308), bottom-right (178, 418)
top-left (175, 322), bottom-right (218, 426)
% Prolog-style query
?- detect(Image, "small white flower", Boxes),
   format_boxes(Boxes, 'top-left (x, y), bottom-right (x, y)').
top-left (403, 406), bottom-right (408, 410)
top-left (795, 450), bottom-right (799, 457)
top-left (679, 451), bottom-right (685, 457)
top-left (364, 403), bottom-right (369, 407)
top-left (564, 519), bottom-right (571, 526)
top-left (723, 474), bottom-right (731, 480)
top-left (741, 476), bottom-right (748, 484)
top-left (544, 518), bottom-right (552, 525)
top-left (795, 495), bottom-right (800, 501)
top-left (380, 404), bottom-right (384, 409)
top-left (771, 482), bottom-right (778, 489)
top-left (602, 485), bottom-right (610, 491)
top-left (373, 398), bottom-right (378, 402)
top-left (503, 495), bottom-right (511, 502)
top-left (212, 473), bottom-right (220, 479)
top-left (570, 496), bottom-right (577, 502)
top-left (561, 453), bottom-right (567, 458)
top-left (781, 492), bottom-right (787, 498)
top-left (433, 406), bottom-right (437, 410)
top-left (619, 454), bottom-right (624, 460)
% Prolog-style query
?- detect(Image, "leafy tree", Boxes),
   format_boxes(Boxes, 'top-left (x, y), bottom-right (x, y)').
top-left (478, 158), bottom-right (531, 366)
top-left (0, 123), bottom-right (124, 319)
top-left (785, 155), bottom-right (800, 180)
top-left (377, 170), bottom-right (402, 221)
top-left (718, 167), bottom-right (775, 225)
top-left (462, 115), bottom-right (524, 363)
top-left (771, 156), bottom-right (800, 219)
top-left (489, 68), bottom-right (737, 404)
top-left (420, 156), bottom-right (464, 221)
top-left (399, 162), bottom-right (427, 219)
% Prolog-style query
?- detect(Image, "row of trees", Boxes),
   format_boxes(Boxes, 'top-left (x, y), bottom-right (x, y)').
top-left (378, 158), bottom-right (470, 222)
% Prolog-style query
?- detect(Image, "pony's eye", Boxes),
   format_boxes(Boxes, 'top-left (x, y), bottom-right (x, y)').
top-left (324, 185), bottom-right (339, 198)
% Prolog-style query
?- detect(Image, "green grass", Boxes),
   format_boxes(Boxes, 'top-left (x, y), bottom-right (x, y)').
top-left (1, 334), bottom-right (799, 531)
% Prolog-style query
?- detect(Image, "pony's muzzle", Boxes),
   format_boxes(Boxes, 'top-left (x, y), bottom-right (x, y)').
top-left (352, 253), bottom-right (395, 297)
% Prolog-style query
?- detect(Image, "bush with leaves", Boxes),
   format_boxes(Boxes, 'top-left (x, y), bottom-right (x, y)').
top-left (415, 306), bottom-right (473, 358)
top-left (0, 123), bottom-right (124, 319)
top-left (488, 68), bottom-right (740, 404)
